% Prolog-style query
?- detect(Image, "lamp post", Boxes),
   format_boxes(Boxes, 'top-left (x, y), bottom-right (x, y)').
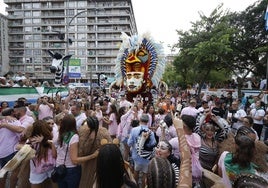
top-left (65, 9), bottom-right (88, 82)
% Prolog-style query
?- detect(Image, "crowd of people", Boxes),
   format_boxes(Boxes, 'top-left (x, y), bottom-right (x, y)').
top-left (0, 87), bottom-right (268, 188)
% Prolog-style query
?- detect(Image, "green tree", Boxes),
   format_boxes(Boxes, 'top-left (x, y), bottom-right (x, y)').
top-left (174, 4), bottom-right (234, 94)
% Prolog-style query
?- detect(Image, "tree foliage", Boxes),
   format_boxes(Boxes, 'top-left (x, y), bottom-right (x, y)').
top-left (168, 0), bottom-right (268, 94)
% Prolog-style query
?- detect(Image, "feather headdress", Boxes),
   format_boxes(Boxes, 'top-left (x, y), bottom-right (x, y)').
top-left (114, 32), bottom-right (166, 88)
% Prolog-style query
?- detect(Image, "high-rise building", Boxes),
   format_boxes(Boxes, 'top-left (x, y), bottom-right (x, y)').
top-left (0, 13), bottom-right (9, 76)
top-left (4, 0), bottom-right (137, 83)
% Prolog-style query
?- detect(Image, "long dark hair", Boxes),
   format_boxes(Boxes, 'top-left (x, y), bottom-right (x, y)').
top-left (118, 106), bottom-right (126, 124)
top-left (232, 135), bottom-right (255, 168)
top-left (31, 120), bottom-right (53, 163)
top-left (109, 104), bottom-right (119, 124)
top-left (145, 104), bottom-right (155, 126)
top-left (96, 144), bottom-right (136, 188)
top-left (58, 114), bottom-right (77, 146)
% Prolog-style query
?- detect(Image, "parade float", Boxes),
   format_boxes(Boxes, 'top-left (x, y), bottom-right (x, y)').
top-left (113, 32), bottom-right (167, 103)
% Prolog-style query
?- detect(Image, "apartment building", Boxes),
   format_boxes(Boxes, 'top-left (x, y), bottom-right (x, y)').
top-left (0, 13), bottom-right (9, 76)
top-left (4, 0), bottom-right (137, 83)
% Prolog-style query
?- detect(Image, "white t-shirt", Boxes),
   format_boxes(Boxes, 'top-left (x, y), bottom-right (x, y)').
top-left (56, 134), bottom-right (79, 168)
top-left (250, 108), bottom-right (265, 125)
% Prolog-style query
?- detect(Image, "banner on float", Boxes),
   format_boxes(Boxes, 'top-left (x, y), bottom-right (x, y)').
top-left (68, 59), bottom-right (81, 78)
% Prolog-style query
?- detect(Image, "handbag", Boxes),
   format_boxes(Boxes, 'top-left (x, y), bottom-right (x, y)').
top-left (51, 143), bottom-right (69, 182)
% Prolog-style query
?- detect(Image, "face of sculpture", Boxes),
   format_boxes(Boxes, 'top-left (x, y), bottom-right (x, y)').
top-left (126, 72), bottom-right (144, 92)
top-left (50, 59), bottom-right (63, 73)
top-left (124, 47), bottom-right (149, 93)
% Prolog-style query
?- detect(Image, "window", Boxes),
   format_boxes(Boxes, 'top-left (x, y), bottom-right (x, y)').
top-left (33, 35), bottom-right (41, 40)
top-left (24, 11), bottom-right (31, 17)
top-left (32, 3), bottom-right (40, 9)
top-left (33, 42), bottom-right (41, 48)
top-left (68, 1), bottom-right (76, 7)
top-left (77, 17), bottom-right (86, 24)
top-left (25, 49), bottom-right (32, 55)
top-left (33, 19), bottom-right (41, 24)
top-left (25, 35), bottom-right (32, 40)
top-left (33, 11), bottom-right (41, 17)
top-left (33, 50), bottom-right (41, 55)
top-left (78, 33), bottom-right (86, 39)
top-left (68, 9), bottom-right (75, 16)
top-left (25, 42), bottom-right (33, 48)
top-left (77, 1), bottom-right (86, 8)
top-left (24, 3), bottom-right (31, 9)
top-left (77, 25), bottom-right (85, 32)
top-left (24, 19), bottom-right (31, 24)
top-left (78, 42), bottom-right (86, 47)
top-left (26, 66), bottom-right (33, 71)
top-left (78, 49), bottom-right (86, 56)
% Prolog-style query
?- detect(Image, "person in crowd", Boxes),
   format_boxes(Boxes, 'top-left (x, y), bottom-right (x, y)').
top-left (70, 103), bottom-right (87, 129)
top-left (250, 100), bottom-right (265, 140)
top-left (78, 116), bottom-right (112, 188)
top-left (263, 111), bottom-right (268, 141)
top-left (103, 104), bottom-right (119, 139)
top-left (233, 173), bottom-right (268, 188)
top-left (145, 104), bottom-right (155, 129)
top-left (197, 100), bottom-right (209, 113)
top-left (156, 113), bottom-right (177, 141)
top-left (119, 94), bottom-right (132, 109)
top-left (219, 125), bottom-right (268, 181)
top-left (36, 95), bottom-right (54, 120)
top-left (242, 116), bottom-right (259, 140)
top-left (147, 157), bottom-right (176, 188)
top-left (226, 100), bottom-right (247, 134)
top-left (43, 116), bottom-right (59, 144)
top-left (128, 114), bottom-right (157, 188)
top-left (180, 98), bottom-right (199, 118)
top-left (211, 99), bottom-right (226, 118)
top-left (117, 105), bottom-right (138, 161)
top-left (181, 114), bottom-right (202, 186)
top-left (27, 120), bottom-right (56, 188)
top-left (0, 101), bottom-right (9, 113)
top-left (160, 97), bottom-right (175, 114)
top-left (55, 114), bottom-right (98, 188)
top-left (218, 135), bottom-right (257, 188)
top-left (198, 123), bottom-right (219, 172)
top-left (154, 140), bottom-right (180, 186)
top-left (0, 108), bottom-right (23, 188)
top-left (93, 143), bottom-right (137, 188)
top-left (93, 103), bottom-right (103, 127)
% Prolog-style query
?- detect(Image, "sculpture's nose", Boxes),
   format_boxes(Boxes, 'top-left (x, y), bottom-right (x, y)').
top-left (50, 66), bottom-right (57, 73)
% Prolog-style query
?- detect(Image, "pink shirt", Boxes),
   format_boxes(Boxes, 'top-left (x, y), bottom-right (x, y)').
top-left (156, 125), bottom-right (177, 141)
top-left (19, 114), bottom-right (35, 129)
top-left (117, 109), bottom-right (135, 140)
top-left (0, 119), bottom-right (22, 158)
top-left (95, 110), bottom-right (103, 127)
top-left (38, 104), bottom-right (54, 120)
top-left (108, 113), bottom-right (118, 136)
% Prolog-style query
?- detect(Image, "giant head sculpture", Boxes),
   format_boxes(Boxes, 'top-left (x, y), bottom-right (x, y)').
top-left (115, 33), bottom-right (166, 97)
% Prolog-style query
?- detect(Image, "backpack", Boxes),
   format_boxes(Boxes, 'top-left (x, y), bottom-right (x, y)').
top-left (135, 129), bottom-right (155, 160)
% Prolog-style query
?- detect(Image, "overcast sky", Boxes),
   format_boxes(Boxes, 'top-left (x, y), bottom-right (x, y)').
top-left (0, 0), bottom-right (259, 53)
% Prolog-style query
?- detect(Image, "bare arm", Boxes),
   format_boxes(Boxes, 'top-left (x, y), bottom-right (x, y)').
top-left (173, 118), bottom-right (192, 187)
top-left (69, 142), bottom-right (99, 165)
top-left (0, 122), bottom-right (24, 133)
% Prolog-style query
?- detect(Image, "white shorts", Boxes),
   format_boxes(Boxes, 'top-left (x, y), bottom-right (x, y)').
top-left (29, 169), bottom-right (53, 184)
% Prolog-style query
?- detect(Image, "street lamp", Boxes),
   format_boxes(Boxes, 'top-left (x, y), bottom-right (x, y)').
top-left (65, 9), bottom-right (88, 81)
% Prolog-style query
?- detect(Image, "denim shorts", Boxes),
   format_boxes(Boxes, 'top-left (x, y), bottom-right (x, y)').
top-left (0, 152), bottom-right (17, 168)
top-left (57, 165), bottom-right (81, 188)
